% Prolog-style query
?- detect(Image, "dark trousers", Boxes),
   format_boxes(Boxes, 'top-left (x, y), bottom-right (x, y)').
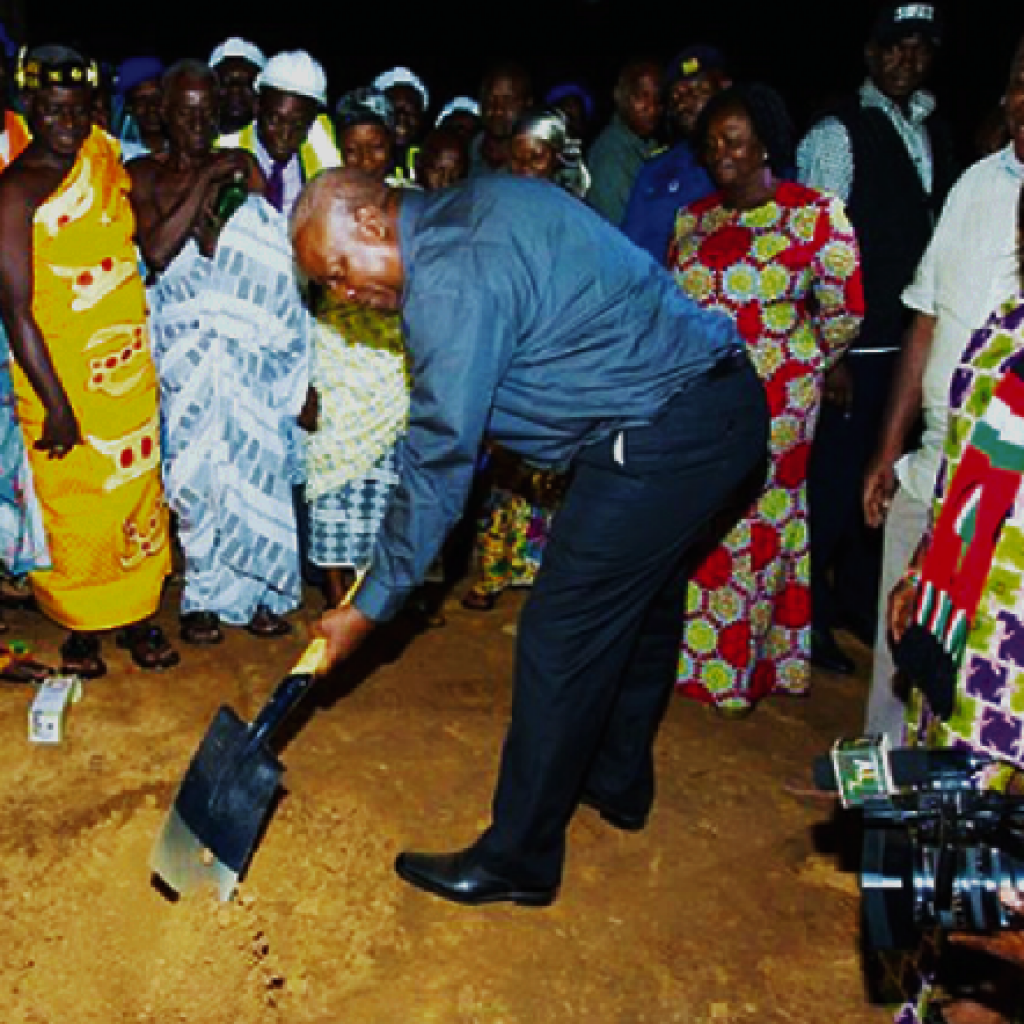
top-left (808, 353), bottom-right (896, 635)
top-left (476, 356), bottom-right (769, 886)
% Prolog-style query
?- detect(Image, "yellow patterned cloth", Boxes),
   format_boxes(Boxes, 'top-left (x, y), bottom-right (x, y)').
top-left (305, 299), bottom-right (410, 502)
top-left (10, 128), bottom-right (170, 630)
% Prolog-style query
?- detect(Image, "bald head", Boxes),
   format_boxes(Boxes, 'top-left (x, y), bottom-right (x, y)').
top-left (290, 167), bottom-right (405, 312)
top-left (289, 166), bottom-right (389, 244)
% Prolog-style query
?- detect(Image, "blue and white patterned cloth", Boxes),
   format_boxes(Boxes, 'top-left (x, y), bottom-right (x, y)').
top-left (147, 197), bottom-right (310, 624)
top-left (0, 323), bottom-right (49, 577)
top-left (309, 447), bottom-right (400, 570)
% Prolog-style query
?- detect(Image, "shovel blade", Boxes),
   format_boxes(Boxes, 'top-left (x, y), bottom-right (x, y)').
top-left (150, 705), bottom-right (283, 901)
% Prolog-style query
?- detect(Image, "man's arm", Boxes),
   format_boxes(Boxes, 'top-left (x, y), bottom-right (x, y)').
top-left (795, 117), bottom-right (854, 203)
top-left (0, 176), bottom-right (80, 457)
top-left (354, 285), bottom-right (512, 622)
top-left (128, 149), bottom-right (258, 272)
top-left (317, 279), bottom-right (515, 670)
top-left (863, 311), bottom-right (937, 527)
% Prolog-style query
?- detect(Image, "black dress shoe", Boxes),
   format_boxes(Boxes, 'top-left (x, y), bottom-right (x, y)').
top-left (394, 847), bottom-right (556, 907)
top-left (811, 627), bottom-right (855, 675)
top-left (579, 790), bottom-right (648, 832)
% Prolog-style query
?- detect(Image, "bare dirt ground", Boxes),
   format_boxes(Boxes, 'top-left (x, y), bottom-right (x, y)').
top-left (0, 582), bottom-right (893, 1024)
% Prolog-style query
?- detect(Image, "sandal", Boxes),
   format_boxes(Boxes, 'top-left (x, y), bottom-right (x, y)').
top-left (0, 643), bottom-right (55, 684)
top-left (460, 589), bottom-right (496, 612)
top-left (116, 622), bottom-right (181, 671)
top-left (179, 610), bottom-right (224, 646)
top-left (59, 632), bottom-right (107, 680)
top-left (245, 605), bottom-right (292, 638)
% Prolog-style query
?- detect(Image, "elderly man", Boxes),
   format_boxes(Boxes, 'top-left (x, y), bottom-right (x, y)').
top-left (799, 2), bottom-right (958, 676)
top-left (0, 45), bottom-right (176, 676)
top-left (129, 61), bottom-right (310, 645)
top-left (586, 57), bottom-right (663, 226)
top-left (219, 49), bottom-right (339, 218)
top-left (209, 36), bottom-right (265, 136)
top-left (290, 167), bottom-right (768, 907)
top-left (620, 46), bottom-right (728, 262)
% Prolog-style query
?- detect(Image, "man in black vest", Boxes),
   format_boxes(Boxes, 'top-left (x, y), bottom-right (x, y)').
top-left (797, 1), bottom-right (957, 674)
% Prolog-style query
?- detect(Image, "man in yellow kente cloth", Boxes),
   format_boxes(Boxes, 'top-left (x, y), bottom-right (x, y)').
top-left (0, 45), bottom-right (177, 677)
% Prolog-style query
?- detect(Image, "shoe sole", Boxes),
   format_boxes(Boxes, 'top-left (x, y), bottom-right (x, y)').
top-left (394, 862), bottom-right (556, 908)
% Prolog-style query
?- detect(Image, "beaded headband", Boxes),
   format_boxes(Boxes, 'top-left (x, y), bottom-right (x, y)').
top-left (15, 46), bottom-right (99, 92)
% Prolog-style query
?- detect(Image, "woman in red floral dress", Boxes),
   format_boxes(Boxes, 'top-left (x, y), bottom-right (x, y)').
top-left (669, 84), bottom-right (864, 716)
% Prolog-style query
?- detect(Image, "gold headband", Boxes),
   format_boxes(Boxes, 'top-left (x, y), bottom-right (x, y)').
top-left (15, 46), bottom-right (99, 92)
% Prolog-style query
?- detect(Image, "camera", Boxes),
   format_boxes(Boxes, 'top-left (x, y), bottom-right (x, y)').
top-left (813, 736), bottom-right (1024, 951)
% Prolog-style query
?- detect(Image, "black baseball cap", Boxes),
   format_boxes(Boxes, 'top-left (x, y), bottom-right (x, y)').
top-left (871, 3), bottom-right (943, 46)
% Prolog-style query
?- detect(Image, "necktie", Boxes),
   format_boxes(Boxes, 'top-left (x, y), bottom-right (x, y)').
top-left (266, 160), bottom-right (287, 212)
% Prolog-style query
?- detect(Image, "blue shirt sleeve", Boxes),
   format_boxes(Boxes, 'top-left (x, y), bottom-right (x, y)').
top-left (353, 271), bottom-right (515, 621)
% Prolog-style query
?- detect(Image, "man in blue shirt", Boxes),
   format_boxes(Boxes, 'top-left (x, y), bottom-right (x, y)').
top-left (621, 46), bottom-right (729, 262)
top-left (290, 168), bottom-right (768, 907)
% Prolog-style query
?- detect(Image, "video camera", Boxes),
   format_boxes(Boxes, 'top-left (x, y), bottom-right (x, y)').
top-left (813, 736), bottom-right (1024, 951)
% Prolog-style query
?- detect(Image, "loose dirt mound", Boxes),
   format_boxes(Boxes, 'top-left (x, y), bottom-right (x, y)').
top-left (1, 780), bottom-right (399, 1024)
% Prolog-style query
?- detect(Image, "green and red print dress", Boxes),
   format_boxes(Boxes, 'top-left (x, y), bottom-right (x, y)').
top-left (669, 181), bottom-right (864, 713)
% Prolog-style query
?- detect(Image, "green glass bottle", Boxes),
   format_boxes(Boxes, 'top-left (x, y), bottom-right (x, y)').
top-left (215, 174), bottom-right (248, 224)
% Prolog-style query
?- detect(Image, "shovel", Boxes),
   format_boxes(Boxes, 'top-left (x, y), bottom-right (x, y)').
top-left (151, 638), bottom-right (327, 901)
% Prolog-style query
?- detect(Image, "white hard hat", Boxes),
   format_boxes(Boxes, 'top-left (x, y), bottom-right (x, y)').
top-left (209, 37), bottom-right (266, 71)
top-left (256, 50), bottom-right (327, 106)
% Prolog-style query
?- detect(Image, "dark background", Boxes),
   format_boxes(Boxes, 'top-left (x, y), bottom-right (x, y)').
top-left (19, 1), bottom-right (1024, 156)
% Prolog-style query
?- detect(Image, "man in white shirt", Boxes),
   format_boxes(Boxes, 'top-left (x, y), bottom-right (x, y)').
top-left (862, 37), bottom-right (1024, 742)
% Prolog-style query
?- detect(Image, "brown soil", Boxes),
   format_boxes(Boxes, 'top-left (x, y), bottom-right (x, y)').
top-left (0, 586), bottom-right (892, 1024)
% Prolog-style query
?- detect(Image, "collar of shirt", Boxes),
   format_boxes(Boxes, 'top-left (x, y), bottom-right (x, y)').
top-left (860, 78), bottom-right (935, 127)
top-left (608, 113), bottom-right (659, 158)
top-left (253, 133), bottom-right (304, 215)
top-left (1000, 143), bottom-right (1024, 180)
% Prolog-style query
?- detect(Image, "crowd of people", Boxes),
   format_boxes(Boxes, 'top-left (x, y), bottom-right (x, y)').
top-left (2, 3), bottom-right (1024, 1021)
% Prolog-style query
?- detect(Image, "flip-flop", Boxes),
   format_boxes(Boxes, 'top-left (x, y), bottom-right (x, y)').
top-left (179, 611), bottom-right (224, 645)
top-left (116, 623), bottom-right (181, 671)
top-left (245, 605), bottom-right (292, 638)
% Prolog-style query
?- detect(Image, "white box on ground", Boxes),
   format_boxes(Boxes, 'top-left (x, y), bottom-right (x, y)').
top-left (29, 676), bottom-right (83, 744)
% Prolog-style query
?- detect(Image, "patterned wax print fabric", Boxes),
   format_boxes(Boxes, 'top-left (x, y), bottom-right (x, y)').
top-left (8, 128), bottom-right (170, 629)
top-left (895, 299), bottom-right (1024, 1024)
top-left (147, 197), bottom-right (309, 625)
top-left (906, 296), bottom-right (1024, 767)
top-left (466, 446), bottom-right (569, 599)
top-left (305, 299), bottom-right (409, 570)
top-left (469, 488), bottom-right (557, 597)
top-left (671, 181), bottom-right (864, 712)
